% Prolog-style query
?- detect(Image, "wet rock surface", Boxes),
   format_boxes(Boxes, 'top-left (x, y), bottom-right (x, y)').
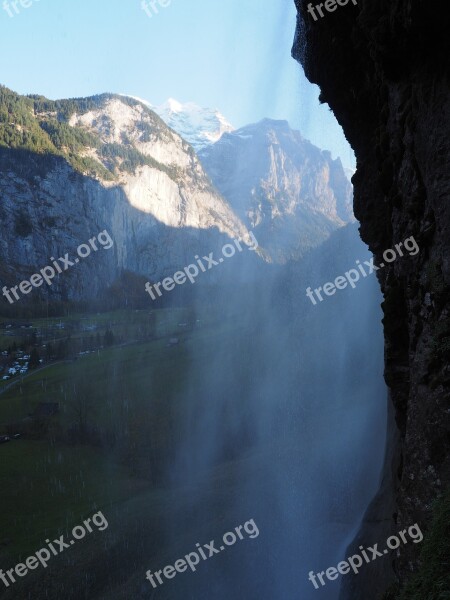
top-left (293, 0), bottom-right (450, 596)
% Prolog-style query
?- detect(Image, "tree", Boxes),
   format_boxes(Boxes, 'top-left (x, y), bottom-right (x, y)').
top-left (104, 330), bottom-right (115, 347)
top-left (46, 342), bottom-right (54, 361)
top-left (29, 348), bottom-right (40, 368)
top-left (55, 339), bottom-right (68, 359)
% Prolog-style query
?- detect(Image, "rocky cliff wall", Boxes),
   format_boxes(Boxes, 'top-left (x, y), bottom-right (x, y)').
top-left (292, 0), bottom-right (450, 596)
top-left (0, 148), bottom-right (250, 302)
top-left (0, 92), bottom-right (255, 304)
top-left (199, 118), bottom-right (354, 263)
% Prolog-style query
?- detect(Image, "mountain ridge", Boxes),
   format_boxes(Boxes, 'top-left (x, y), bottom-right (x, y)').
top-left (127, 96), bottom-right (235, 152)
top-left (0, 86), bottom-right (353, 300)
top-left (0, 86), bottom-right (256, 304)
top-left (199, 117), bottom-right (354, 263)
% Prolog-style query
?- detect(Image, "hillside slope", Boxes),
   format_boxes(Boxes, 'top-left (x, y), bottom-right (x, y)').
top-left (0, 87), bottom-right (254, 302)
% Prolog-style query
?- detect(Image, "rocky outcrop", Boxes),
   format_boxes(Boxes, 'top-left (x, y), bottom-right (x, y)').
top-left (199, 118), bottom-right (354, 263)
top-left (0, 90), bottom-right (254, 302)
top-left (292, 0), bottom-right (450, 596)
top-left (0, 88), bottom-right (355, 302)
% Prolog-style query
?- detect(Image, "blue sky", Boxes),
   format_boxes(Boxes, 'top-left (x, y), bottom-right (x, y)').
top-left (0, 0), bottom-right (355, 169)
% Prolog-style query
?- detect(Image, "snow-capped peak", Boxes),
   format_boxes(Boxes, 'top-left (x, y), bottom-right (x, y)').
top-left (152, 99), bottom-right (235, 151)
top-left (119, 95), bottom-right (234, 151)
top-left (163, 98), bottom-right (185, 113)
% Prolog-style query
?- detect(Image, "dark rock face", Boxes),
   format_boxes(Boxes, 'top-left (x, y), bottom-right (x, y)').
top-left (292, 0), bottom-right (450, 596)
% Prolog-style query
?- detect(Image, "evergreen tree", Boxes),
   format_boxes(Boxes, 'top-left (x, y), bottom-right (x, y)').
top-left (29, 348), bottom-right (40, 368)
top-left (46, 343), bottom-right (54, 360)
top-left (104, 330), bottom-right (115, 347)
top-left (57, 339), bottom-right (69, 359)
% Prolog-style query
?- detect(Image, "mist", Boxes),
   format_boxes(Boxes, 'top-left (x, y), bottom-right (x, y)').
top-left (143, 222), bottom-right (388, 600)
top-left (0, 3), bottom-right (389, 599)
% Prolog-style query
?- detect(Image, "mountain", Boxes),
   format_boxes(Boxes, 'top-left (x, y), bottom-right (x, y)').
top-left (0, 86), bottom-right (354, 307)
top-left (150, 98), bottom-right (234, 151)
top-left (198, 119), bottom-right (354, 263)
top-left (0, 86), bottom-right (254, 303)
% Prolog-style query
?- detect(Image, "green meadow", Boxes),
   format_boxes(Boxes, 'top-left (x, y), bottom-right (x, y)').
top-left (0, 306), bottom-right (247, 565)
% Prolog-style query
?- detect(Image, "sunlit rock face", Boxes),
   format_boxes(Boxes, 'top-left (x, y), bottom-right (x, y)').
top-left (293, 0), bottom-right (449, 597)
top-left (64, 96), bottom-right (248, 236)
top-left (199, 118), bottom-right (354, 263)
top-left (0, 91), bottom-right (253, 301)
top-left (0, 87), bottom-right (355, 303)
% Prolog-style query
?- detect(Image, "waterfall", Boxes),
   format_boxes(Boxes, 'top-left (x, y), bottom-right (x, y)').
top-left (158, 223), bottom-right (387, 599)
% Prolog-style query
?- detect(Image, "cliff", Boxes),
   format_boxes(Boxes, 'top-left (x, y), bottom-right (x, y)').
top-left (0, 89), bottom-right (253, 303)
top-left (292, 0), bottom-right (450, 597)
top-left (199, 118), bottom-right (354, 263)
top-left (0, 87), bottom-right (355, 304)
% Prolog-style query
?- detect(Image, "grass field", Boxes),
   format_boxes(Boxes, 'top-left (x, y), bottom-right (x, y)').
top-left (0, 303), bottom-right (339, 600)
top-left (0, 306), bottom-right (245, 568)
top-left (0, 311), bottom-right (235, 428)
top-left (0, 440), bottom-right (148, 559)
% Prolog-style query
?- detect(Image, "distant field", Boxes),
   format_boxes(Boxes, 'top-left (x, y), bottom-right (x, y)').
top-left (0, 306), bottom-right (246, 567)
top-left (0, 333), bottom-right (30, 348)
top-left (0, 305), bottom-right (295, 599)
top-left (0, 314), bottom-right (232, 428)
top-left (0, 306), bottom-right (207, 391)
top-left (0, 440), bottom-right (148, 559)
top-left (0, 307), bottom-right (191, 346)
